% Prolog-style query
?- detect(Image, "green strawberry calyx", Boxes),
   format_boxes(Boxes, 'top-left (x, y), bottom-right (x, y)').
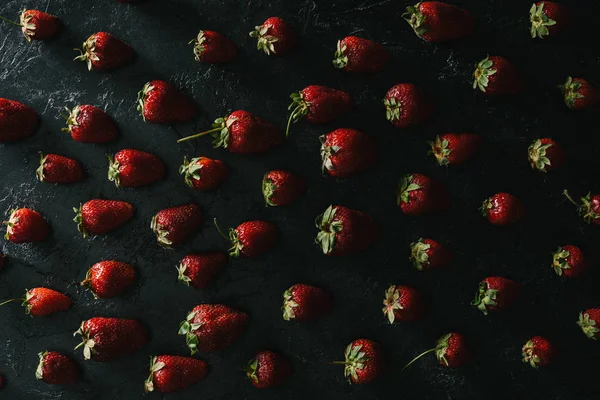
top-left (262, 175), bottom-right (278, 207)
top-left (136, 82), bottom-right (155, 122)
top-left (551, 246), bottom-right (571, 276)
top-left (479, 196), bottom-right (494, 218)
top-left (35, 351), bottom-right (48, 380)
top-left (213, 218), bottom-right (243, 257)
top-left (409, 238), bottom-right (430, 270)
top-left (402, 333), bottom-right (453, 371)
top-left (282, 287), bottom-right (298, 320)
top-left (107, 154), bottom-right (122, 187)
top-left (396, 174), bottom-right (422, 206)
top-left (249, 23), bottom-right (278, 55)
top-left (563, 190), bottom-right (600, 224)
top-left (36, 153), bottom-right (48, 182)
top-left (530, 3), bottom-right (557, 39)
top-left (320, 135), bottom-right (341, 174)
top-left (382, 285), bottom-right (403, 324)
top-left (470, 281), bottom-right (497, 315)
top-left (528, 139), bottom-right (552, 172)
top-left (331, 343), bottom-right (369, 384)
top-left (151, 214), bottom-right (173, 248)
top-left (383, 97), bottom-right (402, 123)
top-left (402, 3), bottom-right (428, 37)
top-left (332, 40), bottom-right (348, 69)
top-left (244, 357), bottom-right (260, 383)
top-left (80, 268), bottom-right (100, 299)
top-left (178, 310), bottom-right (204, 354)
top-left (473, 56), bottom-right (497, 92)
top-left (3, 209), bottom-right (19, 240)
top-left (179, 156), bottom-right (203, 188)
top-left (429, 136), bottom-right (452, 166)
top-left (72, 204), bottom-right (90, 239)
top-left (577, 312), bottom-right (600, 339)
top-left (60, 106), bottom-right (80, 134)
top-left (73, 322), bottom-right (97, 360)
top-left (314, 205), bottom-right (342, 255)
top-left (19, 10), bottom-right (37, 43)
top-left (521, 340), bottom-right (540, 368)
top-left (176, 263), bottom-right (192, 286)
top-left (73, 34), bottom-right (99, 71)
top-left (177, 114), bottom-right (235, 146)
top-left (286, 91), bottom-right (311, 137)
top-left (144, 356), bottom-right (166, 392)
top-left (190, 30), bottom-right (207, 62)
top-left (558, 77), bottom-right (584, 109)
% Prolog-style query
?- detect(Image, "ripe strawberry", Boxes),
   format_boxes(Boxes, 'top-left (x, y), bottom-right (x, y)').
top-left (62, 105), bottom-right (119, 143)
top-left (530, 2), bottom-right (570, 39)
top-left (144, 355), bottom-right (208, 393)
top-left (179, 156), bottom-right (229, 190)
top-left (403, 2), bottom-right (474, 43)
top-left (320, 128), bottom-right (377, 178)
top-left (108, 149), bottom-right (165, 188)
top-left (137, 80), bottom-right (197, 123)
top-left (249, 17), bottom-right (297, 56)
top-left (74, 32), bottom-right (134, 71)
top-left (528, 138), bottom-right (566, 172)
top-left (74, 317), bottom-right (148, 361)
top-left (81, 261), bottom-right (136, 298)
top-left (563, 190), bottom-right (600, 224)
top-left (245, 350), bottom-right (292, 389)
top-left (73, 200), bottom-right (134, 238)
top-left (558, 77), bottom-right (599, 110)
top-left (429, 133), bottom-right (481, 166)
top-left (214, 219), bottom-right (278, 258)
top-left (396, 174), bottom-right (449, 215)
top-left (333, 36), bottom-right (389, 73)
top-left (404, 332), bottom-right (469, 370)
top-left (36, 351), bottom-right (80, 385)
top-left (577, 309), bottom-right (600, 340)
top-left (471, 276), bottom-right (520, 315)
top-left (473, 56), bottom-right (525, 95)
top-left (522, 336), bottom-right (555, 368)
top-left (0, 10), bottom-right (60, 42)
top-left (481, 193), bottom-right (525, 226)
top-left (0, 287), bottom-right (71, 316)
top-left (383, 83), bottom-right (433, 128)
top-left (552, 245), bottom-right (589, 278)
top-left (382, 285), bottom-right (425, 323)
top-left (151, 204), bottom-right (203, 248)
top-left (0, 98), bottom-right (38, 142)
top-left (191, 30), bottom-right (237, 63)
top-left (315, 205), bottom-right (379, 256)
top-left (178, 304), bottom-right (249, 354)
top-left (282, 284), bottom-right (333, 321)
top-left (262, 170), bottom-right (307, 207)
top-left (177, 252), bottom-right (227, 289)
top-left (0, 252), bottom-right (6, 272)
top-left (333, 339), bottom-right (386, 384)
top-left (409, 238), bottom-right (453, 270)
top-left (3, 208), bottom-right (49, 243)
top-left (36, 153), bottom-right (84, 184)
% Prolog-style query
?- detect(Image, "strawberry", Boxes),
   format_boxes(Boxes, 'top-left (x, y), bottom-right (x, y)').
top-left (73, 200), bottom-right (134, 238)
top-left (36, 153), bottom-right (84, 184)
top-left (0, 252), bottom-right (6, 272)
top-left (74, 317), bottom-right (148, 361)
top-left (315, 205), bottom-right (379, 256)
top-left (262, 170), bottom-right (307, 207)
top-left (333, 36), bottom-right (389, 73)
top-left (144, 355), bottom-right (208, 393)
top-left (191, 30), bottom-right (237, 63)
top-left (282, 283), bottom-right (333, 321)
top-left (481, 193), bottom-right (525, 226)
top-left (0, 287), bottom-right (70, 316)
top-left (563, 190), bottom-right (600, 225)
top-left (177, 252), bottom-right (227, 289)
top-left (0, 98), bottom-right (38, 143)
top-left (0, 10), bottom-right (60, 42)
top-left (577, 309), bottom-right (600, 340)
top-left (178, 304), bottom-right (249, 354)
top-left (522, 336), bottom-right (555, 368)
top-left (3, 208), bottom-right (49, 243)
top-left (473, 56), bottom-right (525, 96)
top-left (214, 219), bottom-right (278, 258)
top-left (471, 276), bottom-right (520, 315)
top-left (36, 351), bottom-right (80, 385)
top-left (249, 17), bottom-right (297, 56)
top-left (409, 238), bottom-right (453, 270)
top-left (558, 77), bottom-right (599, 110)
top-left (245, 350), bottom-right (292, 389)
top-left (137, 80), bottom-right (197, 123)
top-left (383, 83), bottom-right (433, 129)
top-left (382, 285), bottom-right (425, 323)
top-left (74, 32), bottom-right (134, 71)
top-left (151, 204), bottom-right (203, 248)
top-left (333, 339), bottom-right (386, 384)
top-left (396, 174), bottom-right (449, 215)
top-left (403, 2), bottom-right (474, 43)
top-left (177, 110), bottom-right (284, 154)
top-left (108, 149), bottom-right (165, 188)
top-left (179, 156), bottom-right (229, 190)
top-left (530, 2), bottom-right (570, 39)
top-left (552, 245), bottom-right (589, 278)
top-left (404, 332), bottom-right (469, 370)
top-left (62, 105), bottom-right (119, 143)
top-left (429, 133), bottom-right (481, 166)
top-left (528, 138), bottom-right (566, 172)
top-left (81, 261), bottom-right (136, 298)
top-left (320, 128), bottom-right (378, 178)
top-left (286, 85), bottom-right (352, 136)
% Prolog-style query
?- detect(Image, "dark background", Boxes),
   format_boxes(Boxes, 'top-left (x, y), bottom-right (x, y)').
top-left (1, 0), bottom-right (600, 399)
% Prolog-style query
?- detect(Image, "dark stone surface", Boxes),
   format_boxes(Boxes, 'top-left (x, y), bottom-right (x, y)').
top-left (1, 0), bottom-right (600, 399)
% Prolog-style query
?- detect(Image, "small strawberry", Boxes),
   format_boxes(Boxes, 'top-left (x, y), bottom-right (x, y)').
top-left (151, 204), bottom-right (203, 248)
top-left (108, 149), bottom-right (165, 188)
top-left (471, 276), bottom-right (520, 315)
top-left (563, 190), bottom-right (600, 225)
top-left (0, 252), bottom-right (6, 272)
top-left (74, 32), bottom-right (134, 71)
top-left (403, 2), bottom-right (474, 43)
top-left (262, 170), bottom-right (307, 207)
top-left (473, 56), bottom-right (525, 95)
top-left (3, 208), bottom-right (49, 243)
top-left (558, 77), bottom-right (599, 110)
top-left (315, 205), bottom-right (379, 256)
top-left (179, 156), bottom-right (229, 190)
top-left (403, 332), bottom-right (469, 370)
top-left (81, 261), bottom-right (136, 298)
top-left (530, 2), bottom-right (570, 39)
top-left (0, 98), bottom-right (38, 143)
top-left (137, 80), bottom-right (197, 124)
top-left (36, 351), bottom-right (80, 385)
top-left (73, 200), bottom-right (134, 238)
top-left (191, 30), bottom-right (237, 63)
top-left (481, 193), bottom-right (525, 226)
top-left (522, 336), bottom-right (555, 368)
top-left (528, 138), bottom-right (566, 172)
top-left (282, 284), bottom-right (333, 321)
top-left (245, 350), bottom-right (292, 389)
top-left (333, 339), bottom-right (386, 384)
top-left (429, 133), bottom-right (481, 166)
top-left (36, 153), bottom-right (84, 184)
top-left (74, 317), bottom-right (148, 361)
top-left (383, 83), bottom-right (433, 129)
top-left (249, 17), bottom-right (297, 56)
top-left (382, 285), bottom-right (425, 323)
top-left (214, 219), bottom-right (278, 258)
top-left (178, 304), bottom-right (249, 354)
top-left (333, 36), bottom-right (389, 73)
top-left (0, 10), bottom-right (60, 42)
top-left (577, 309), bottom-right (600, 340)
top-left (177, 252), bottom-right (227, 289)
top-left (320, 128), bottom-right (378, 178)
top-left (144, 355), bottom-right (208, 393)
top-left (0, 287), bottom-right (71, 316)
top-left (396, 174), bottom-right (450, 215)
top-left (552, 245), bottom-right (589, 278)
top-left (409, 238), bottom-right (453, 270)
top-left (62, 105), bottom-right (119, 143)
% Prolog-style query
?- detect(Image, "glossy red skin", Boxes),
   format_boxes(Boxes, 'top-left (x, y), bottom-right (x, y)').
top-left (414, 2), bottom-right (474, 42)
top-left (418, 238), bottom-right (453, 269)
top-left (384, 84), bottom-right (433, 128)
top-left (567, 79), bottom-right (599, 110)
top-left (187, 304), bottom-right (249, 352)
top-left (389, 285), bottom-right (425, 322)
top-left (286, 284), bottom-right (334, 321)
top-left (326, 206), bottom-right (379, 256)
top-left (399, 174), bottom-right (449, 215)
top-left (249, 351), bottom-right (292, 388)
top-left (483, 193), bottom-right (525, 226)
top-left (21, 10), bottom-right (61, 41)
top-left (581, 309), bottom-right (600, 339)
top-left (26, 288), bottom-right (71, 317)
top-left (84, 261), bottom-right (136, 298)
top-left (534, 138), bottom-right (565, 171)
top-left (439, 333), bottom-right (469, 368)
top-left (301, 86), bottom-right (353, 124)
top-left (142, 80), bottom-right (197, 123)
top-left (40, 154), bottom-right (84, 184)
top-left (432, 133), bottom-right (481, 165)
top-left (535, 2), bottom-right (570, 37)
top-left (194, 30), bottom-right (237, 63)
top-left (38, 352), bottom-right (79, 385)
top-left (179, 252), bottom-right (227, 289)
top-left (223, 110), bottom-right (283, 154)
top-left (481, 56), bottom-right (525, 96)
top-left (235, 221), bottom-right (278, 258)
top-left (113, 149), bottom-right (165, 187)
top-left (337, 36), bottom-right (389, 73)
top-left (81, 200), bottom-right (134, 235)
top-left (263, 170), bottom-right (307, 206)
top-left (84, 32), bottom-right (134, 71)
top-left (482, 276), bottom-right (520, 312)
top-left (0, 252), bottom-right (6, 272)
top-left (525, 336), bottom-right (555, 366)
top-left (259, 17), bottom-right (298, 55)
top-left (0, 98), bottom-right (38, 142)
top-left (80, 318), bottom-right (147, 362)
top-left (188, 157), bottom-right (229, 190)
top-left (153, 204), bottom-right (203, 246)
top-left (322, 128), bottom-right (377, 178)
top-left (151, 355), bottom-right (208, 393)
top-left (67, 105), bottom-right (119, 143)
top-left (5, 208), bottom-right (49, 243)
top-left (347, 339), bottom-right (387, 384)
top-left (558, 245), bottom-right (589, 278)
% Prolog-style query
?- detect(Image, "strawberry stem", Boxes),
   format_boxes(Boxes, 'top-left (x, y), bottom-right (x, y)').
top-left (0, 15), bottom-right (22, 27)
top-left (563, 190), bottom-right (579, 207)
top-left (0, 298), bottom-right (20, 307)
top-left (177, 127), bottom-right (223, 143)
top-left (402, 347), bottom-right (437, 371)
top-left (213, 218), bottom-right (230, 241)
top-left (285, 105), bottom-right (302, 137)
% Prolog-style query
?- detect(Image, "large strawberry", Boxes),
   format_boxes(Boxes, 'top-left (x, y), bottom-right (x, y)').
top-left (320, 128), bottom-right (377, 178)
top-left (473, 56), bottom-right (525, 95)
top-left (74, 317), bottom-right (148, 361)
top-left (397, 173), bottom-right (449, 215)
top-left (151, 204), bottom-right (203, 248)
top-left (36, 153), bottom-right (84, 184)
top-left (108, 149), bottom-right (165, 188)
top-left (62, 105), bottom-right (119, 143)
top-left (409, 238), bottom-right (453, 270)
top-left (245, 350), bottom-right (292, 389)
top-left (481, 193), bottom-right (525, 226)
top-left (429, 133), bottom-right (481, 166)
top-left (179, 156), bottom-right (229, 190)
top-left (73, 200), bottom-right (134, 238)
top-left (0, 98), bottom-right (38, 142)
top-left (191, 30), bottom-right (237, 63)
top-left (74, 32), bottom-right (134, 71)
top-left (144, 355), bottom-right (208, 393)
top-left (177, 252), bottom-right (227, 289)
top-left (333, 36), bottom-right (389, 73)
top-left (4, 208), bottom-right (49, 243)
top-left (214, 219), bottom-right (278, 258)
top-left (471, 276), bottom-right (520, 315)
top-left (0, 287), bottom-right (71, 316)
top-left (315, 205), bottom-right (379, 256)
top-left (382, 285), bottom-right (425, 323)
top-left (333, 339), bottom-right (386, 384)
top-left (383, 83), bottom-right (433, 128)
top-left (552, 245), bottom-right (589, 278)
top-left (558, 77), bottom-right (599, 110)
top-left (0, 9), bottom-right (60, 42)
top-left (577, 309), bottom-right (600, 340)
top-left (563, 190), bottom-right (600, 225)
top-left (262, 170), bottom-right (307, 207)
top-left (403, 2), bottom-right (473, 43)
top-left (249, 17), bottom-right (297, 56)
top-left (36, 351), bottom-right (80, 385)
top-left (404, 332), bottom-right (469, 370)
top-left (528, 138), bottom-right (566, 172)
top-left (137, 80), bottom-right (197, 123)
top-left (282, 284), bottom-right (334, 321)
top-left (530, 2), bottom-right (570, 39)
top-left (522, 336), bottom-right (555, 368)
top-left (81, 261), bottom-right (136, 298)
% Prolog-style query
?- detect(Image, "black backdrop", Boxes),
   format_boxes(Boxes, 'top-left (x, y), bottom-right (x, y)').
top-left (1, 0), bottom-right (600, 399)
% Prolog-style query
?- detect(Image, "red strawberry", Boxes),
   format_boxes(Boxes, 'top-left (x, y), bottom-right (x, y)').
top-left (333, 36), bottom-right (389, 73)
top-left (404, 332), bottom-right (469, 370)
top-left (315, 205), bottom-right (379, 256)
top-left (81, 261), bottom-right (136, 298)
top-left (528, 138), bottom-right (566, 172)
top-left (73, 200), bottom-right (134, 238)
top-left (18, 10), bottom-right (60, 41)
top-left (409, 238), bottom-right (453, 270)
top-left (320, 128), bottom-right (377, 178)
top-left (177, 252), bottom-right (227, 289)
top-left (137, 80), bottom-right (197, 124)
top-left (151, 204), bottom-right (203, 248)
top-left (249, 17), bottom-right (297, 56)
top-left (286, 85), bottom-right (352, 136)
top-left (472, 276), bottom-right (520, 315)
top-left (177, 110), bottom-right (283, 154)
top-left (530, 2), bottom-right (570, 39)
top-left (62, 105), bottom-right (119, 143)
top-left (552, 245), bottom-right (589, 278)
top-left (563, 190), bottom-right (600, 225)
top-left (191, 30), bottom-right (237, 63)
top-left (0, 98), bottom-right (38, 143)
top-left (0, 252), bottom-right (6, 272)
top-left (429, 133), bottom-right (481, 166)
top-left (0, 287), bottom-right (70, 316)
top-left (522, 336), bottom-right (555, 367)
top-left (179, 156), bottom-right (229, 190)
top-left (577, 309), bottom-right (600, 340)
top-left (403, 2), bottom-right (474, 43)
top-left (74, 317), bottom-right (148, 361)
top-left (214, 219), bottom-right (278, 258)
top-left (74, 32), bottom-right (134, 71)
top-left (3, 208), bottom-right (49, 243)
top-left (108, 149), bottom-right (165, 188)
top-left (383, 83), bottom-right (433, 128)
top-left (397, 173), bottom-right (449, 215)
top-left (481, 193), bottom-right (525, 226)
top-left (558, 77), bottom-right (599, 110)
top-left (282, 284), bottom-right (333, 321)
top-left (178, 304), bottom-right (249, 354)
top-left (262, 170), bottom-right (307, 207)
top-left (144, 355), bottom-right (208, 393)
top-left (36, 351), bottom-right (80, 385)
top-left (333, 339), bottom-right (386, 384)
top-left (473, 56), bottom-right (525, 96)
top-left (382, 285), bottom-right (425, 323)
top-left (36, 153), bottom-right (84, 184)
top-left (245, 350), bottom-right (292, 389)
